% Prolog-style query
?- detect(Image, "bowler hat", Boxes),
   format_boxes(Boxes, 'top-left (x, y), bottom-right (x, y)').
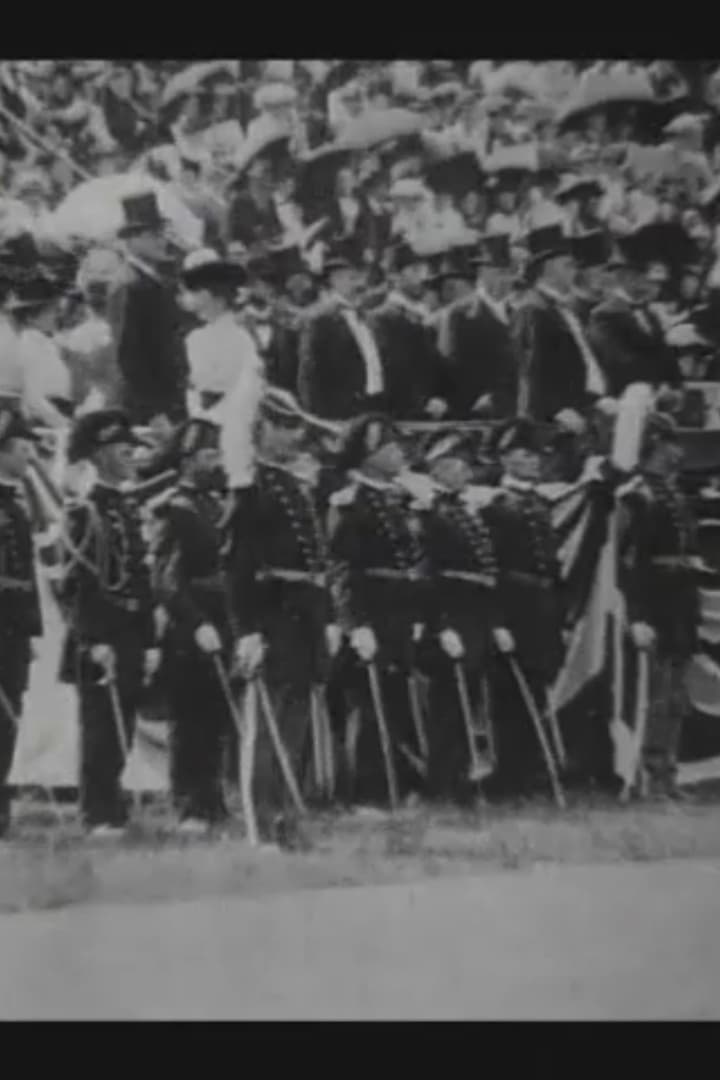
top-left (525, 223), bottom-right (571, 269)
top-left (118, 191), bottom-right (167, 237)
top-left (67, 409), bottom-right (141, 464)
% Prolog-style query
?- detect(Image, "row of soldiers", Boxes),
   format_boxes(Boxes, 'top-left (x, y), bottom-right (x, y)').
top-left (0, 388), bottom-right (702, 841)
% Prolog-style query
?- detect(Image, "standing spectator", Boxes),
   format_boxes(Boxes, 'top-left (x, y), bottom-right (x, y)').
top-left (228, 157), bottom-right (282, 248)
top-left (106, 192), bottom-right (188, 424)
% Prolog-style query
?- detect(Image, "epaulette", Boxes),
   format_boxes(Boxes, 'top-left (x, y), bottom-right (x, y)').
top-left (329, 483), bottom-right (358, 509)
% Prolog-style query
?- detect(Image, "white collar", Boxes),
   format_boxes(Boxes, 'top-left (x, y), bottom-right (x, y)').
top-left (501, 475), bottom-right (536, 493)
top-left (475, 285), bottom-right (508, 318)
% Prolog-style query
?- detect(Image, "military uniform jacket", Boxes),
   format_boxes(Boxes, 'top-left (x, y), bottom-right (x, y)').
top-left (59, 483), bottom-right (156, 654)
top-left (484, 484), bottom-right (566, 678)
top-left (151, 483), bottom-right (231, 653)
top-left (225, 461), bottom-right (335, 685)
top-left (422, 488), bottom-right (501, 666)
top-left (0, 481), bottom-right (42, 641)
top-left (439, 292), bottom-right (518, 419)
top-left (330, 477), bottom-right (426, 666)
top-left (588, 294), bottom-right (681, 398)
top-left (620, 474), bottom-right (699, 659)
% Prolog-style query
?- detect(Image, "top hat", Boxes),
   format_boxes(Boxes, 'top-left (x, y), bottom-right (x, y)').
top-left (391, 241), bottom-right (427, 274)
top-left (525, 223), bottom-right (571, 269)
top-left (571, 229), bottom-right (610, 269)
top-left (118, 191), bottom-right (168, 237)
top-left (471, 231), bottom-right (512, 269)
top-left (67, 408), bottom-right (141, 464)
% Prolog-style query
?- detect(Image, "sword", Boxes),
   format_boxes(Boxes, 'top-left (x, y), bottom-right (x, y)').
top-left (312, 684), bottom-right (336, 800)
top-left (453, 662), bottom-right (491, 782)
top-left (621, 649), bottom-right (651, 804)
top-left (479, 676), bottom-right (497, 769)
top-left (546, 696), bottom-right (568, 770)
top-left (366, 662), bottom-right (399, 811)
top-left (506, 656), bottom-right (567, 810)
top-left (309, 683), bottom-right (325, 796)
top-left (407, 673), bottom-right (429, 760)
top-left (255, 676), bottom-right (307, 816)
top-left (105, 672), bottom-right (141, 815)
top-left (211, 654), bottom-right (259, 845)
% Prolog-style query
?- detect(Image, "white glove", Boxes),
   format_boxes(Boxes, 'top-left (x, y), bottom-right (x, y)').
top-left (143, 648), bottom-right (162, 680)
top-left (413, 623), bottom-right (425, 643)
top-left (439, 628), bottom-right (465, 659)
top-left (471, 393), bottom-right (494, 415)
top-left (351, 627), bottom-right (378, 662)
top-left (425, 397), bottom-right (449, 419)
top-left (325, 624), bottom-right (343, 658)
top-left (493, 627), bottom-right (516, 654)
top-left (554, 408), bottom-right (587, 435)
top-left (90, 643), bottom-right (115, 675)
top-left (234, 633), bottom-right (265, 678)
top-left (195, 623), bottom-right (222, 655)
top-left (631, 622), bottom-right (656, 651)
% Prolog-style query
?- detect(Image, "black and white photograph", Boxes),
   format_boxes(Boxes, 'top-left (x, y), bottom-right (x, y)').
top-left (0, 56), bottom-right (719, 1021)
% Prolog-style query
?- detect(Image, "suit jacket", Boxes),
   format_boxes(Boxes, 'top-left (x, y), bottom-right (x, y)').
top-left (588, 296), bottom-right (681, 397)
top-left (440, 293), bottom-right (518, 418)
top-left (511, 289), bottom-right (599, 422)
top-left (241, 306), bottom-right (303, 396)
top-left (228, 190), bottom-right (282, 248)
top-left (106, 259), bottom-right (187, 424)
top-left (298, 302), bottom-right (386, 420)
top-left (369, 298), bottom-right (446, 419)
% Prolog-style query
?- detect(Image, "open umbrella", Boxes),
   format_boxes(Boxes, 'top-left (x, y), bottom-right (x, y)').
top-left (556, 70), bottom-right (659, 132)
top-left (160, 60), bottom-right (241, 109)
top-left (48, 174), bottom-right (203, 250)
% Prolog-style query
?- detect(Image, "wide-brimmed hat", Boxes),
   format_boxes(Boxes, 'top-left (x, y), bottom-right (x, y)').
top-left (118, 191), bottom-right (168, 237)
top-left (67, 408), bottom-right (142, 464)
top-left (471, 232), bottom-right (512, 269)
top-left (181, 248), bottom-right (247, 291)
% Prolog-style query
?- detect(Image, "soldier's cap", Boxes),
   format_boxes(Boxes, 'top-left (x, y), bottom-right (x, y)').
top-left (260, 387), bottom-right (343, 435)
top-left (67, 409), bottom-right (141, 464)
top-left (492, 418), bottom-right (546, 456)
top-left (181, 248), bottom-right (247, 291)
top-left (338, 412), bottom-right (403, 473)
top-left (0, 407), bottom-right (40, 448)
top-left (423, 429), bottom-right (477, 465)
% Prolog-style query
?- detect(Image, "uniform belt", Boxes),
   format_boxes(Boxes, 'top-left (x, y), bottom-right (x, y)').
top-left (439, 570), bottom-right (496, 588)
top-left (257, 569), bottom-right (328, 587)
top-left (507, 570), bottom-right (554, 588)
top-left (363, 568), bottom-right (424, 582)
top-left (0, 575), bottom-right (33, 592)
top-left (651, 556), bottom-right (694, 569)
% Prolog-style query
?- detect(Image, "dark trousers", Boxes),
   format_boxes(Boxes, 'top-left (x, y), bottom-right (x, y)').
top-left (346, 664), bottom-right (422, 807)
top-left (77, 646), bottom-right (142, 828)
top-left (0, 636), bottom-right (30, 833)
top-left (166, 652), bottom-right (229, 824)
top-left (489, 658), bottom-right (550, 796)
top-left (427, 662), bottom-right (482, 803)
top-left (253, 677), bottom-right (311, 824)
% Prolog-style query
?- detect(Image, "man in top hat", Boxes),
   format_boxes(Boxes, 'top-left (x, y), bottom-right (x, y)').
top-left (481, 418), bottom-right (567, 799)
top-left (329, 414), bottom-right (428, 809)
top-left (437, 232), bottom-right (518, 420)
top-left (225, 389), bottom-right (341, 831)
top-left (106, 191), bottom-right (188, 426)
top-left (58, 409), bottom-right (160, 836)
top-left (151, 416), bottom-right (233, 833)
top-left (588, 226), bottom-right (683, 398)
top-left (570, 229), bottom-right (611, 327)
top-left (619, 411), bottom-right (700, 800)
top-left (368, 242), bottom-right (448, 420)
top-left (419, 429), bottom-right (514, 803)
top-left (0, 407), bottom-right (43, 836)
top-left (298, 242), bottom-right (390, 420)
top-left (512, 223), bottom-right (611, 427)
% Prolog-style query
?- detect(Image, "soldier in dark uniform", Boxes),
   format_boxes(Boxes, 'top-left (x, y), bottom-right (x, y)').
top-left (482, 419), bottom-right (567, 799)
top-left (225, 389), bottom-right (342, 829)
top-left (329, 414), bottom-right (427, 810)
top-left (420, 430), bottom-right (515, 803)
top-left (59, 409), bottom-right (160, 837)
top-left (620, 412), bottom-right (700, 800)
top-left (151, 417), bottom-right (233, 834)
top-left (0, 408), bottom-right (43, 837)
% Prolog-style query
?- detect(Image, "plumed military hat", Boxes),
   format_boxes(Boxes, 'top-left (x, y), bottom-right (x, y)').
top-left (67, 408), bottom-right (141, 464)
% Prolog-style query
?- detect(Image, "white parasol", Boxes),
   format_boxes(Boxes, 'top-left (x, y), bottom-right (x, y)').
top-left (48, 174), bottom-right (204, 250)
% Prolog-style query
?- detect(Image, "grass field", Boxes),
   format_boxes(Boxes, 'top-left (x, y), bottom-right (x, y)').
top-left (2, 788), bottom-right (720, 915)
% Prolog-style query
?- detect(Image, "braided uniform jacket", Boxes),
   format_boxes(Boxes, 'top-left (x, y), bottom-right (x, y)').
top-left (0, 481), bottom-right (42, 641)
